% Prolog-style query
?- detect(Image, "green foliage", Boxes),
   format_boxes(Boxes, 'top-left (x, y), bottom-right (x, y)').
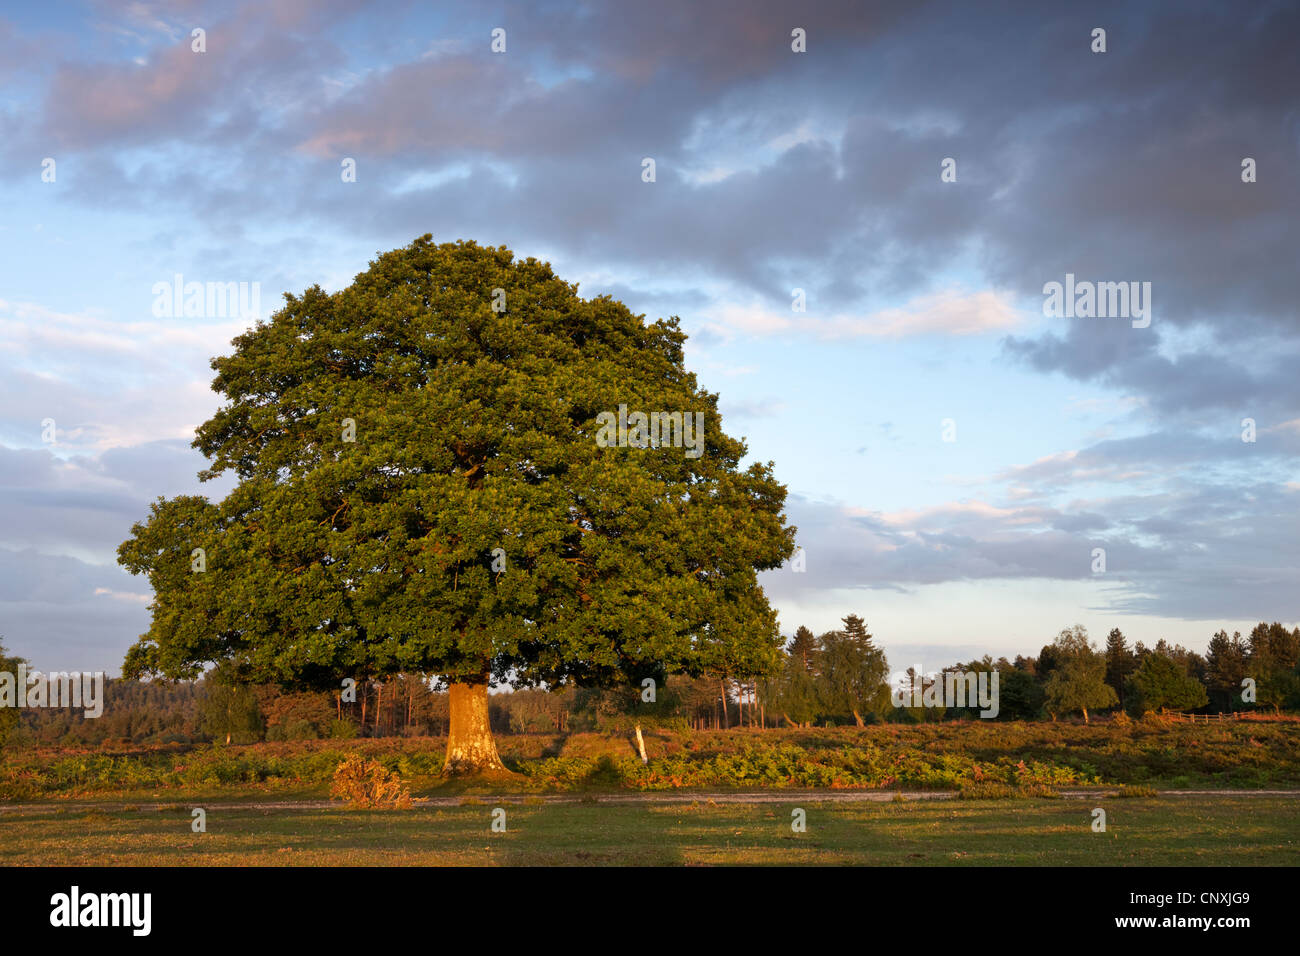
top-left (1043, 626), bottom-right (1118, 721)
top-left (570, 669), bottom-right (687, 733)
top-left (5, 678), bottom-right (207, 748)
top-left (521, 739), bottom-right (1099, 792)
top-left (763, 615), bottom-right (890, 727)
top-left (330, 719), bottom-right (359, 739)
top-left (275, 719), bottom-right (320, 741)
top-left (995, 665), bottom-right (1045, 720)
top-left (1104, 627), bottom-right (1136, 705)
top-left (1248, 622), bottom-right (1300, 714)
top-left (1130, 652), bottom-right (1209, 714)
top-left (200, 665), bottom-right (265, 744)
top-left (815, 616), bottom-right (890, 725)
top-left (788, 626), bottom-right (816, 671)
top-left (766, 653), bottom-right (820, 726)
top-left (1205, 629), bottom-right (1248, 711)
top-left (0, 639), bottom-right (23, 753)
top-left (117, 236), bottom-right (795, 704)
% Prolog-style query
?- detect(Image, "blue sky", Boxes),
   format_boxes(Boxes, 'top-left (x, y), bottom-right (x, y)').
top-left (1, 0), bottom-right (1297, 674)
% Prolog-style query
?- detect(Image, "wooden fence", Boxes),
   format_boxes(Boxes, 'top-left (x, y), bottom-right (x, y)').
top-left (1164, 711), bottom-right (1241, 723)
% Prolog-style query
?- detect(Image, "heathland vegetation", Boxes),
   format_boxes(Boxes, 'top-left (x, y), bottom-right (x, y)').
top-left (4, 720), bottom-right (1300, 803)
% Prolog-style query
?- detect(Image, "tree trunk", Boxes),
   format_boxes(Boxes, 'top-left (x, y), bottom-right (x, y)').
top-left (1082, 706), bottom-right (1089, 724)
top-left (442, 682), bottom-right (512, 776)
top-left (375, 683), bottom-right (383, 737)
top-left (720, 679), bottom-right (729, 729)
top-left (852, 708), bottom-right (864, 728)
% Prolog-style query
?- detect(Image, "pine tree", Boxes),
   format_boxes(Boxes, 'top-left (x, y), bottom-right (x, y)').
top-left (1205, 629), bottom-right (1247, 712)
top-left (841, 614), bottom-right (872, 647)
top-left (1104, 627), bottom-right (1136, 708)
top-left (1247, 622), bottom-right (1300, 714)
top-left (788, 626), bottom-right (818, 672)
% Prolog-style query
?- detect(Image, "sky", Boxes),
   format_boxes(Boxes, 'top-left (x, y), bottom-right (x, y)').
top-left (0, 0), bottom-right (1297, 675)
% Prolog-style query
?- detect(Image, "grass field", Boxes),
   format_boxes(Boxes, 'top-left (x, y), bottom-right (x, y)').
top-left (2, 794), bottom-right (1297, 865)
top-left (5, 722), bottom-right (1297, 865)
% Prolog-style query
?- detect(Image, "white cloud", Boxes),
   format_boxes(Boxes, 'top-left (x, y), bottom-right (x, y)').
top-left (0, 298), bottom-right (246, 451)
top-left (93, 586), bottom-right (151, 604)
top-left (703, 288), bottom-right (1021, 342)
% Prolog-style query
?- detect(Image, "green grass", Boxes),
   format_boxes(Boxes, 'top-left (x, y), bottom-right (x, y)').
top-left (1, 795), bottom-right (1296, 865)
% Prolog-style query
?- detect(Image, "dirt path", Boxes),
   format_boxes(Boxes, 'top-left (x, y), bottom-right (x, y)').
top-left (2, 788), bottom-right (1297, 814)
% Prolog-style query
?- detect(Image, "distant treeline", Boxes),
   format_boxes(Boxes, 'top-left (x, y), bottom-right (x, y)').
top-left (3, 617), bottom-right (1297, 747)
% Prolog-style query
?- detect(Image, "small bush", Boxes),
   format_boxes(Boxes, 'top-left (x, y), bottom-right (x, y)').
top-left (330, 720), bottom-right (359, 739)
top-left (1116, 784), bottom-right (1158, 798)
top-left (329, 754), bottom-right (411, 809)
top-left (286, 719), bottom-right (320, 741)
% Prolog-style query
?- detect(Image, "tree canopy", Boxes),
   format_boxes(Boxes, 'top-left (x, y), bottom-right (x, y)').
top-left (1129, 652), bottom-right (1208, 714)
top-left (117, 237), bottom-right (796, 771)
top-left (1042, 626), bottom-right (1117, 723)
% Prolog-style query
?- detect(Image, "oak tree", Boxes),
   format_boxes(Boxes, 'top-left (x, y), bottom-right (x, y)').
top-left (117, 237), bottom-right (796, 774)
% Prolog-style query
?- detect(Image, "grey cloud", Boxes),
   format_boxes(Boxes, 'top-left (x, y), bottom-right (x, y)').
top-left (0, 546), bottom-right (150, 674)
top-left (0, 441), bottom-right (230, 563)
top-left (762, 482), bottom-right (1300, 622)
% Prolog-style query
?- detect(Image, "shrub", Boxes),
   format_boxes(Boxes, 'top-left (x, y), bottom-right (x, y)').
top-left (329, 754), bottom-right (411, 809)
top-left (286, 719), bottom-right (320, 741)
top-left (959, 781), bottom-right (1058, 799)
top-left (330, 720), bottom-right (359, 740)
top-left (1116, 784), bottom-right (1158, 798)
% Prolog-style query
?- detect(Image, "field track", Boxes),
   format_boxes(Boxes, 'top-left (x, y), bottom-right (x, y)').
top-left (3, 788), bottom-right (1299, 814)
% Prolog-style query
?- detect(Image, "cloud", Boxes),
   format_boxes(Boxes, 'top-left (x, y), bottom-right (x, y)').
top-left (1, 0), bottom-right (1296, 667)
top-left (93, 586), bottom-right (151, 604)
top-left (0, 298), bottom-right (247, 450)
top-left (0, 546), bottom-right (152, 673)
top-left (0, 440), bottom-right (232, 563)
top-left (703, 288), bottom-right (1020, 342)
top-left (762, 482), bottom-right (1300, 623)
